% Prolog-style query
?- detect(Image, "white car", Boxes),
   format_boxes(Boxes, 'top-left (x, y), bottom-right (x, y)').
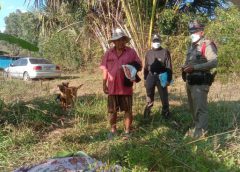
top-left (4, 57), bottom-right (61, 80)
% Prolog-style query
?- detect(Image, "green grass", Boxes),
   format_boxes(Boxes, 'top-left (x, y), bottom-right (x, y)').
top-left (0, 75), bottom-right (239, 171)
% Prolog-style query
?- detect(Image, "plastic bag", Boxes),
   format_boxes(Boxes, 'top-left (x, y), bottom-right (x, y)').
top-left (159, 72), bottom-right (173, 87)
top-left (122, 64), bottom-right (137, 81)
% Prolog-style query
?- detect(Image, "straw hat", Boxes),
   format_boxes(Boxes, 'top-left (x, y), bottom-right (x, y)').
top-left (108, 28), bottom-right (131, 43)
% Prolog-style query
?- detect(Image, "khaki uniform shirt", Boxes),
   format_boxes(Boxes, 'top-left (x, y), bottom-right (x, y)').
top-left (185, 38), bottom-right (218, 72)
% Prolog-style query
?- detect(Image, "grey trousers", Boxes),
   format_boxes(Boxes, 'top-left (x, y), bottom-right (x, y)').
top-left (186, 83), bottom-right (209, 137)
top-left (145, 74), bottom-right (169, 113)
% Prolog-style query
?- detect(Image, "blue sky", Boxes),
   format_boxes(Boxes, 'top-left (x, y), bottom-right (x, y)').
top-left (0, 0), bottom-right (29, 32)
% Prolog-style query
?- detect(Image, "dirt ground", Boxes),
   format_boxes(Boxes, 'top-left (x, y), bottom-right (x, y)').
top-left (1, 70), bottom-right (240, 104)
top-left (51, 72), bottom-right (240, 101)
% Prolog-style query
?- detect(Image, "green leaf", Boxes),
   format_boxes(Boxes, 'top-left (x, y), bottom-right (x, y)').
top-left (53, 150), bottom-right (74, 158)
top-left (0, 33), bottom-right (39, 52)
top-left (0, 50), bottom-right (9, 55)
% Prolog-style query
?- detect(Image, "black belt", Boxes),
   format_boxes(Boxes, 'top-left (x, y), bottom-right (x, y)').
top-left (149, 71), bottom-right (166, 76)
top-left (187, 72), bottom-right (213, 85)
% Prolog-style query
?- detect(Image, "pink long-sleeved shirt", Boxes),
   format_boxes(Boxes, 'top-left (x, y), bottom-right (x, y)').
top-left (100, 47), bottom-right (142, 95)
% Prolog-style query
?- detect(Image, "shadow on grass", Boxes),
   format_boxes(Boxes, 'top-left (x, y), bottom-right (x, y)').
top-left (58, 75), bottom-right (80, 80)
top-left (0, 91), bottom-right (239, 171)
top-left (0, 93), bottom-right (107, 133)
top-left (98, 99), bottom-right (240, 171)
top-left (62, 128), bottom-right (108, 144)
top-left (0, 93), bottom-right (109, 171)
top-left (0, 96), bottom-right (66, 129)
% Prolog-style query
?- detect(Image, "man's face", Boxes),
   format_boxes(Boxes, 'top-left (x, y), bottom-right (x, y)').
top-left (190, 30), bottom-right (204, 43)
top-left (193, 31), bottom-right (204, 37)
top-left (113, 37), bottom-right (126, 49)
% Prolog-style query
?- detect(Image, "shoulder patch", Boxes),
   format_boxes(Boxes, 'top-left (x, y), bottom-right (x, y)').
top-left (201, 39), bottom-right (217, 57)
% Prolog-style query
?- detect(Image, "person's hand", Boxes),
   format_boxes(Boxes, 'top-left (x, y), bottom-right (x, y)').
top-left (183, 65), bottom-right (194, 73)
top-left (103, 84), bottom-right (108, 94)
top-left (166, 81), bottom-right (170, 86)
top-left (103, 80), bottom-right (108, 94)
top-left (181, 66), bottom-right (185, 72)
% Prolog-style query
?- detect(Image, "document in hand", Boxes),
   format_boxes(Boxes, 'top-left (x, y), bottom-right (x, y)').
top-left (122, 64), bottom-right (137, 81)
top-left (159, 72), bottom-right (173, 87)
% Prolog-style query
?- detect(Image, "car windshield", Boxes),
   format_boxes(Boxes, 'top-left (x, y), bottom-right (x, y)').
top-left (29, 58), bottom-right (52, 64)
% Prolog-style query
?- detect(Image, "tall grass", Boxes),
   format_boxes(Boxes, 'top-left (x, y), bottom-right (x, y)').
top-left (0, 75), bottom-right (239, 171)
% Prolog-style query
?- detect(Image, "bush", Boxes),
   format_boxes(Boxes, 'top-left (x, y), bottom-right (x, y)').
top-left (155, 7), bottom-right (240, 75)
top-left (40, 31), bottom-right (83, 71)
top-left (0, 98), bottom-right (4, 112)
top-left (206, 7), bottom-right (240, 73)
top-left (156, 10), bottom-right (210, 75)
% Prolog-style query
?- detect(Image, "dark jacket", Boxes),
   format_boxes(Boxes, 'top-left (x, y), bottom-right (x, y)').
top-left (124, 61), bottom-right (142, 87)
top-left (144, 47), bottom-right (172, 82)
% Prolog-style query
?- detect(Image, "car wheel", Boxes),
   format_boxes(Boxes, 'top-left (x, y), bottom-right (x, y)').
top-left (23, 72), bottom-right (30, 81)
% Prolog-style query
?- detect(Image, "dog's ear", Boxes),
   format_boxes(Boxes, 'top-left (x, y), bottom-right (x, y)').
top-left (62, 82), bottom-right (69, 87)
top-left (58, 85), bottom-right (66, 93)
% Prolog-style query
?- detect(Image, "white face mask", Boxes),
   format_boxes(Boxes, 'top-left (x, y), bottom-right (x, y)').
top-left (190, 34), bottom-right (201, 43)
top-left (152, 42), bottom-right (161, 49)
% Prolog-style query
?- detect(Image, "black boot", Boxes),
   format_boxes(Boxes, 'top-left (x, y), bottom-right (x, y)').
top-left (161, 110), bottom-right (171, 119)
top-left (143, 105), bottom-right (151, 119)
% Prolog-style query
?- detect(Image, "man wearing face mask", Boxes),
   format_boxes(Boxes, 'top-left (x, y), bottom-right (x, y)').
top-left (182, 20), bottom-right (218, 138)
top-left (143, 34), bottom-right (172, 119)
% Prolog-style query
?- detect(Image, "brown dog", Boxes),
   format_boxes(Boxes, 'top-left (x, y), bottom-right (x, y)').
top-left (57, 82), bottom-right (83, 110)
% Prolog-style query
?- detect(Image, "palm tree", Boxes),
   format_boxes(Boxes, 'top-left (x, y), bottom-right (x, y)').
top-left (28, 0), bottom-right (231, 57)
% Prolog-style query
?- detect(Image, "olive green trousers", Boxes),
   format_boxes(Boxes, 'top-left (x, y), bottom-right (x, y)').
top-left (186, 83), bottom-right (210, 137)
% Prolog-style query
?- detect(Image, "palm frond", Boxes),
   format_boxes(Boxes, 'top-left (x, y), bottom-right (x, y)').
top-left (0, 51), bottom-right (9, 55)
top-left (0, 33), bottom-right (39, 52)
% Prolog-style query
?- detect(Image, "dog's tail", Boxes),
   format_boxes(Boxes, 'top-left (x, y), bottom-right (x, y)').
top-left (77, 84), bottom-right (84, 89)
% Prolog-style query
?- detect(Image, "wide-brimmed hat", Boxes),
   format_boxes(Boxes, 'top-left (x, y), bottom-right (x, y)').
top-left (152, 34), bottom-right (161, 42)
top-left (108, 28), bottom-right (131, 43)
top-left (189, 20), bottom-right (205, 33)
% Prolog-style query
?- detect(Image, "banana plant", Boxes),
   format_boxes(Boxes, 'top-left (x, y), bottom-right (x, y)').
top-left (0, 3), bottom-right (39, 52)
top-left (0, 50), bottom-right (9, 55)
top-left (0, 33), bottom-right (39, 52)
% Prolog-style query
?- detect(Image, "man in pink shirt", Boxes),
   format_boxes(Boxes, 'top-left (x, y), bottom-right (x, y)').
top-left (100, 28), bottom-right (142, 139)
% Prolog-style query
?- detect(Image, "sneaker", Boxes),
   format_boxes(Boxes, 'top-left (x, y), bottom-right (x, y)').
top-left (184, 128), bottom-right (194, 138)
top-left (193, 128), bottom-right (207, 139)
top-left (184, 128), bottom-right (207, 139)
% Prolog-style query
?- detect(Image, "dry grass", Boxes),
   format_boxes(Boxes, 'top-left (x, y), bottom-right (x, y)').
top-left (0, 71), bottom-right (239, 171)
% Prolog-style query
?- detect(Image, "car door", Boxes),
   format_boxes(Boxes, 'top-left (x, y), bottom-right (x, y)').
top-left (8, 59), bottom-right (21, 78)
top-left (12, 59), bottom-right (22, 78)
top-left (16, 59), bottom-right (28, 78)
